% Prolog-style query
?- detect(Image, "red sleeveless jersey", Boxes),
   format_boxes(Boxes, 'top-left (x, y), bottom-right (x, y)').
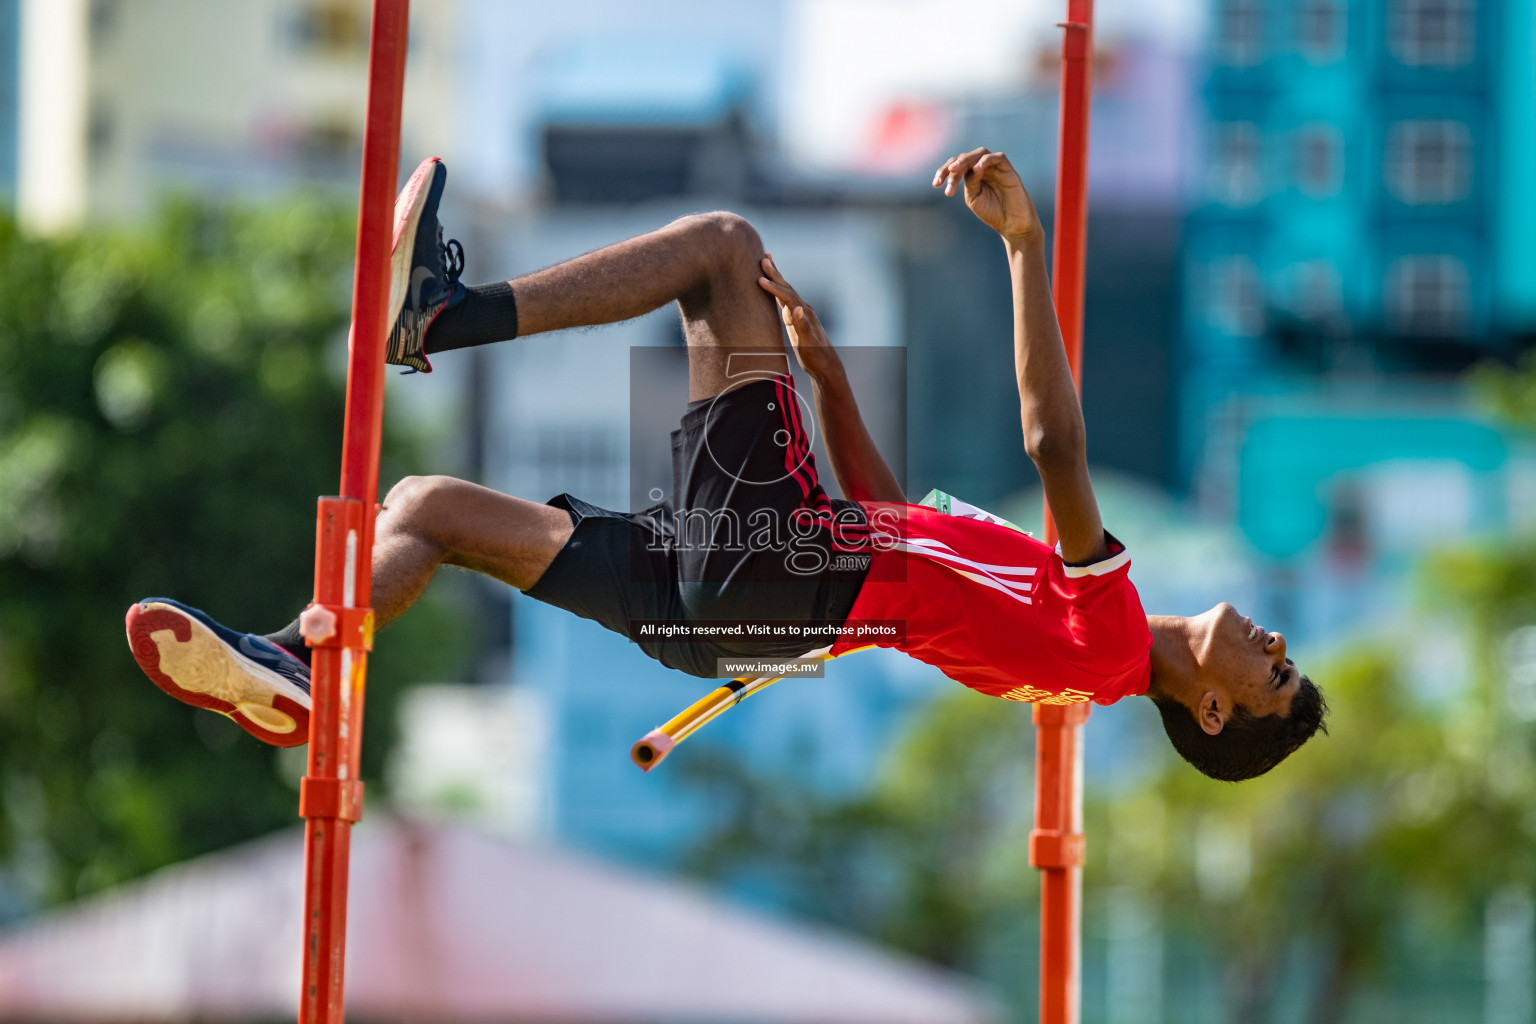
top-left (832, 502), bottom-right (1152, 707)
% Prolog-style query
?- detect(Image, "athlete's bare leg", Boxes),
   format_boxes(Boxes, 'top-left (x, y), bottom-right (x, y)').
top-left (368, 213), bottom-right (788, 624)
top-left (510, 212), bottom-right (790, 401)
top-left (363, 475), bottom-right (573, 628)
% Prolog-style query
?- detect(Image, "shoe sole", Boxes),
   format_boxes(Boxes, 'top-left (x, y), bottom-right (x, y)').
top-left (125, 602), bottom-right (311, 748)
top-left (386, 157), bottom-right (441, 346)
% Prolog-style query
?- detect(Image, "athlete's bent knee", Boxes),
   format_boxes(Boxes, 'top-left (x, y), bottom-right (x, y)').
top-left (381, 475), bottom-right (467, 540)
top-left (383, 474), bottom-right (432, 514)
top-left (679, 211), bottom-right (763, 267)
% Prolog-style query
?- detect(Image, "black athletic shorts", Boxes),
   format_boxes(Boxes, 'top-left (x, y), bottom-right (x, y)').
top-left (524, 375), bottom-right (873, 678)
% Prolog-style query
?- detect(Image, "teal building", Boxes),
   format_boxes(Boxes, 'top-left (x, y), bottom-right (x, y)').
top-left (1184, 0), bottom-right (1536, 469)
top-left (1181, 0), bottom-right (1536, 640)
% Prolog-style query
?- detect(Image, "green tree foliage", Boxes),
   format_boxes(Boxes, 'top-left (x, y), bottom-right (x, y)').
top-left (1474, 349), bottom-right (1536, 432)
top-left (1098, 643), bottom-right (1535, 1024)
top-left (0, 201), bottom-right (468, 912)
top-left (1120, 357), bottom-right (1536, 1022)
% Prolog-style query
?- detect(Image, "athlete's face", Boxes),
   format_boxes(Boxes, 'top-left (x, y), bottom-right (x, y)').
top-left (1194, 603), bottom-right (1299, 722)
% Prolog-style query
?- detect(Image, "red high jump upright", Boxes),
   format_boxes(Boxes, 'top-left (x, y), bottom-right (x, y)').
top-left (297, 3), bottom-right (411, 1024)
top-left (1033, 3), bottom-right (1095, 1024)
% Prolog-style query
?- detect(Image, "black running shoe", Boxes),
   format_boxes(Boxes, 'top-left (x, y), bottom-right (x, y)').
top-left (385, 157), bottom-right (465, 374)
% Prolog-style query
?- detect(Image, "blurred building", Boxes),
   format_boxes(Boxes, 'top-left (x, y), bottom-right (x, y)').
top-left (387, 684), bottom-right (551, 836)
top-left (1179, 0), bottom-right (1536, 646)
top-left (450, 0), bottom-right (791, 206)
top-left (1186, 0), bottom-right (1536, 402)
top-left (444, 0), bottom-right (1197, 503)
top-left (8, 0), bottom-right (457, 231)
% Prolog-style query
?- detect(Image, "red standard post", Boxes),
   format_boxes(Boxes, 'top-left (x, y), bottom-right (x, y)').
top-left (297, 3), bottom-right (410, 1024)
top-left (1033, 2), bottom-right (1095, 1024)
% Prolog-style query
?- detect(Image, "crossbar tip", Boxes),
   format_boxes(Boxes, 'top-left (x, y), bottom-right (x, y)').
top-left (631, 729), bottom-right (676, 772)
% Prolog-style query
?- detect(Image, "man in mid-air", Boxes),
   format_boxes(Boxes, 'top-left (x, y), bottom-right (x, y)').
top-left (126, 147), bottom-right (1326, 782)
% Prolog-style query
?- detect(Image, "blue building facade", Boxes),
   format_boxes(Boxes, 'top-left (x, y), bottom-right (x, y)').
top-left (1179, 0), bottom-right (1536, 646)
top-left (1183, 0), bottom-right (1536, 480)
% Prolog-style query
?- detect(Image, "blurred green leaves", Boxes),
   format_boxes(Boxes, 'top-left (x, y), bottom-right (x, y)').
top-left (0, 199), bottom-right (469, 914)
top-left (93, 339), bottom-right (165, 431)
top-left (1095, 639), bottom-right (1536, 1022)
top-left (1474, 350), bottom-right (1536, 432)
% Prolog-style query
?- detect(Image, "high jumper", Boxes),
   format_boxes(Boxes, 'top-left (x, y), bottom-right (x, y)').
top-left (125, 147), bottom-right (1327, 782)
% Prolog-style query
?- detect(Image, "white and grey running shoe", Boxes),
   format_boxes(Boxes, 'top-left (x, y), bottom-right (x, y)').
top-left (385, 157), bottom-right (465, 374)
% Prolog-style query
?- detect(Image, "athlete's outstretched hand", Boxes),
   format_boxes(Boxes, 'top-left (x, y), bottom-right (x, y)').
top-left (932, 148), bottom-right (1043, 243)
top-left (757, 255), bottom-right (845, 384)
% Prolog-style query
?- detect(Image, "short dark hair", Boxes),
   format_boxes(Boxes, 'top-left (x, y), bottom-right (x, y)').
top-left (1152, 675), bottom-right (1329, 782)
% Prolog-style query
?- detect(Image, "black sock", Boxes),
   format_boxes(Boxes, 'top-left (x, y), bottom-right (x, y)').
top-left (423, 281), bottom-right (519, 355)
top-left (265, 619), bottom-right (312, 668)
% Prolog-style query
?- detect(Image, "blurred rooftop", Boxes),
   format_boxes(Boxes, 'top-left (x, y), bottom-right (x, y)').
top-left (0, 818), bottom-right (999, 1024)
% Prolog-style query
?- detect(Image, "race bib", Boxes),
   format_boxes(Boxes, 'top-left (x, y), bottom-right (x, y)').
top-left (917, 488), bottom-right (1032, 536)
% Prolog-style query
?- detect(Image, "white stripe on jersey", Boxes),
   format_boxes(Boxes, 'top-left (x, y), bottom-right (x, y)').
top-left (877, 537), bottom-right (1036, 605)
top-left (896, 536), bottom-right (1039, 577)
top-left (946, 567), bottom-right (1034, 604)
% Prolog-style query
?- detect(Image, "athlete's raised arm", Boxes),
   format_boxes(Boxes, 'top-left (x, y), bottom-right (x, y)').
top-left (933, 147), bottom-right (1110, 564)
top-left (757, 257), bottom-right (905, 504)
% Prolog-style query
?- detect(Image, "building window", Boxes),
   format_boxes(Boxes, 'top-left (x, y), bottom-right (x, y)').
top-left (1386, 255), bottom-right (1470, 335)
top-left (88, 102), bottom-right (113, 162)
top-left (287, 1), bottom-right (369, 59)
top-left (1290, 260), bottom-right (1343, 322)
top-left (1210, 122), bottom-right (1264, 206)
top-left (1386, 120), bottom-right (1471, 205)
top-left (531, 426), bottom-right (623, 508)
top-left (89, 0), bottom-right (119, 49)
top-left (1207, 257), bottom-right (1266, 338)
top-left (1297, 1), bottom-right (1344, 61)
top-left (1389, 0), bottom-right (1476, 68)
top-left (288, 116), bottom-right (361, 171)
top-left (1217, 0), bottom-right (1266, 67)
top-left (1295, 123), bottom-right (1342, 197)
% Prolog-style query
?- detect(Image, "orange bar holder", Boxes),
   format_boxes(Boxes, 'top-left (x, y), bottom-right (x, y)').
top-left (1029, 829), bottom-right (1086, 871)
top-left (296, 3), bottom-right (410, 1024)
top-left (302, 602), bottom-right (376, 652)
top-left (300, 778), bottom-right (366, 823)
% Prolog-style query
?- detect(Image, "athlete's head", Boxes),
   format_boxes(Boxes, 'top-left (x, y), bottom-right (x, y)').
top-left (1147, 603), bottom-right (1328, 782)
